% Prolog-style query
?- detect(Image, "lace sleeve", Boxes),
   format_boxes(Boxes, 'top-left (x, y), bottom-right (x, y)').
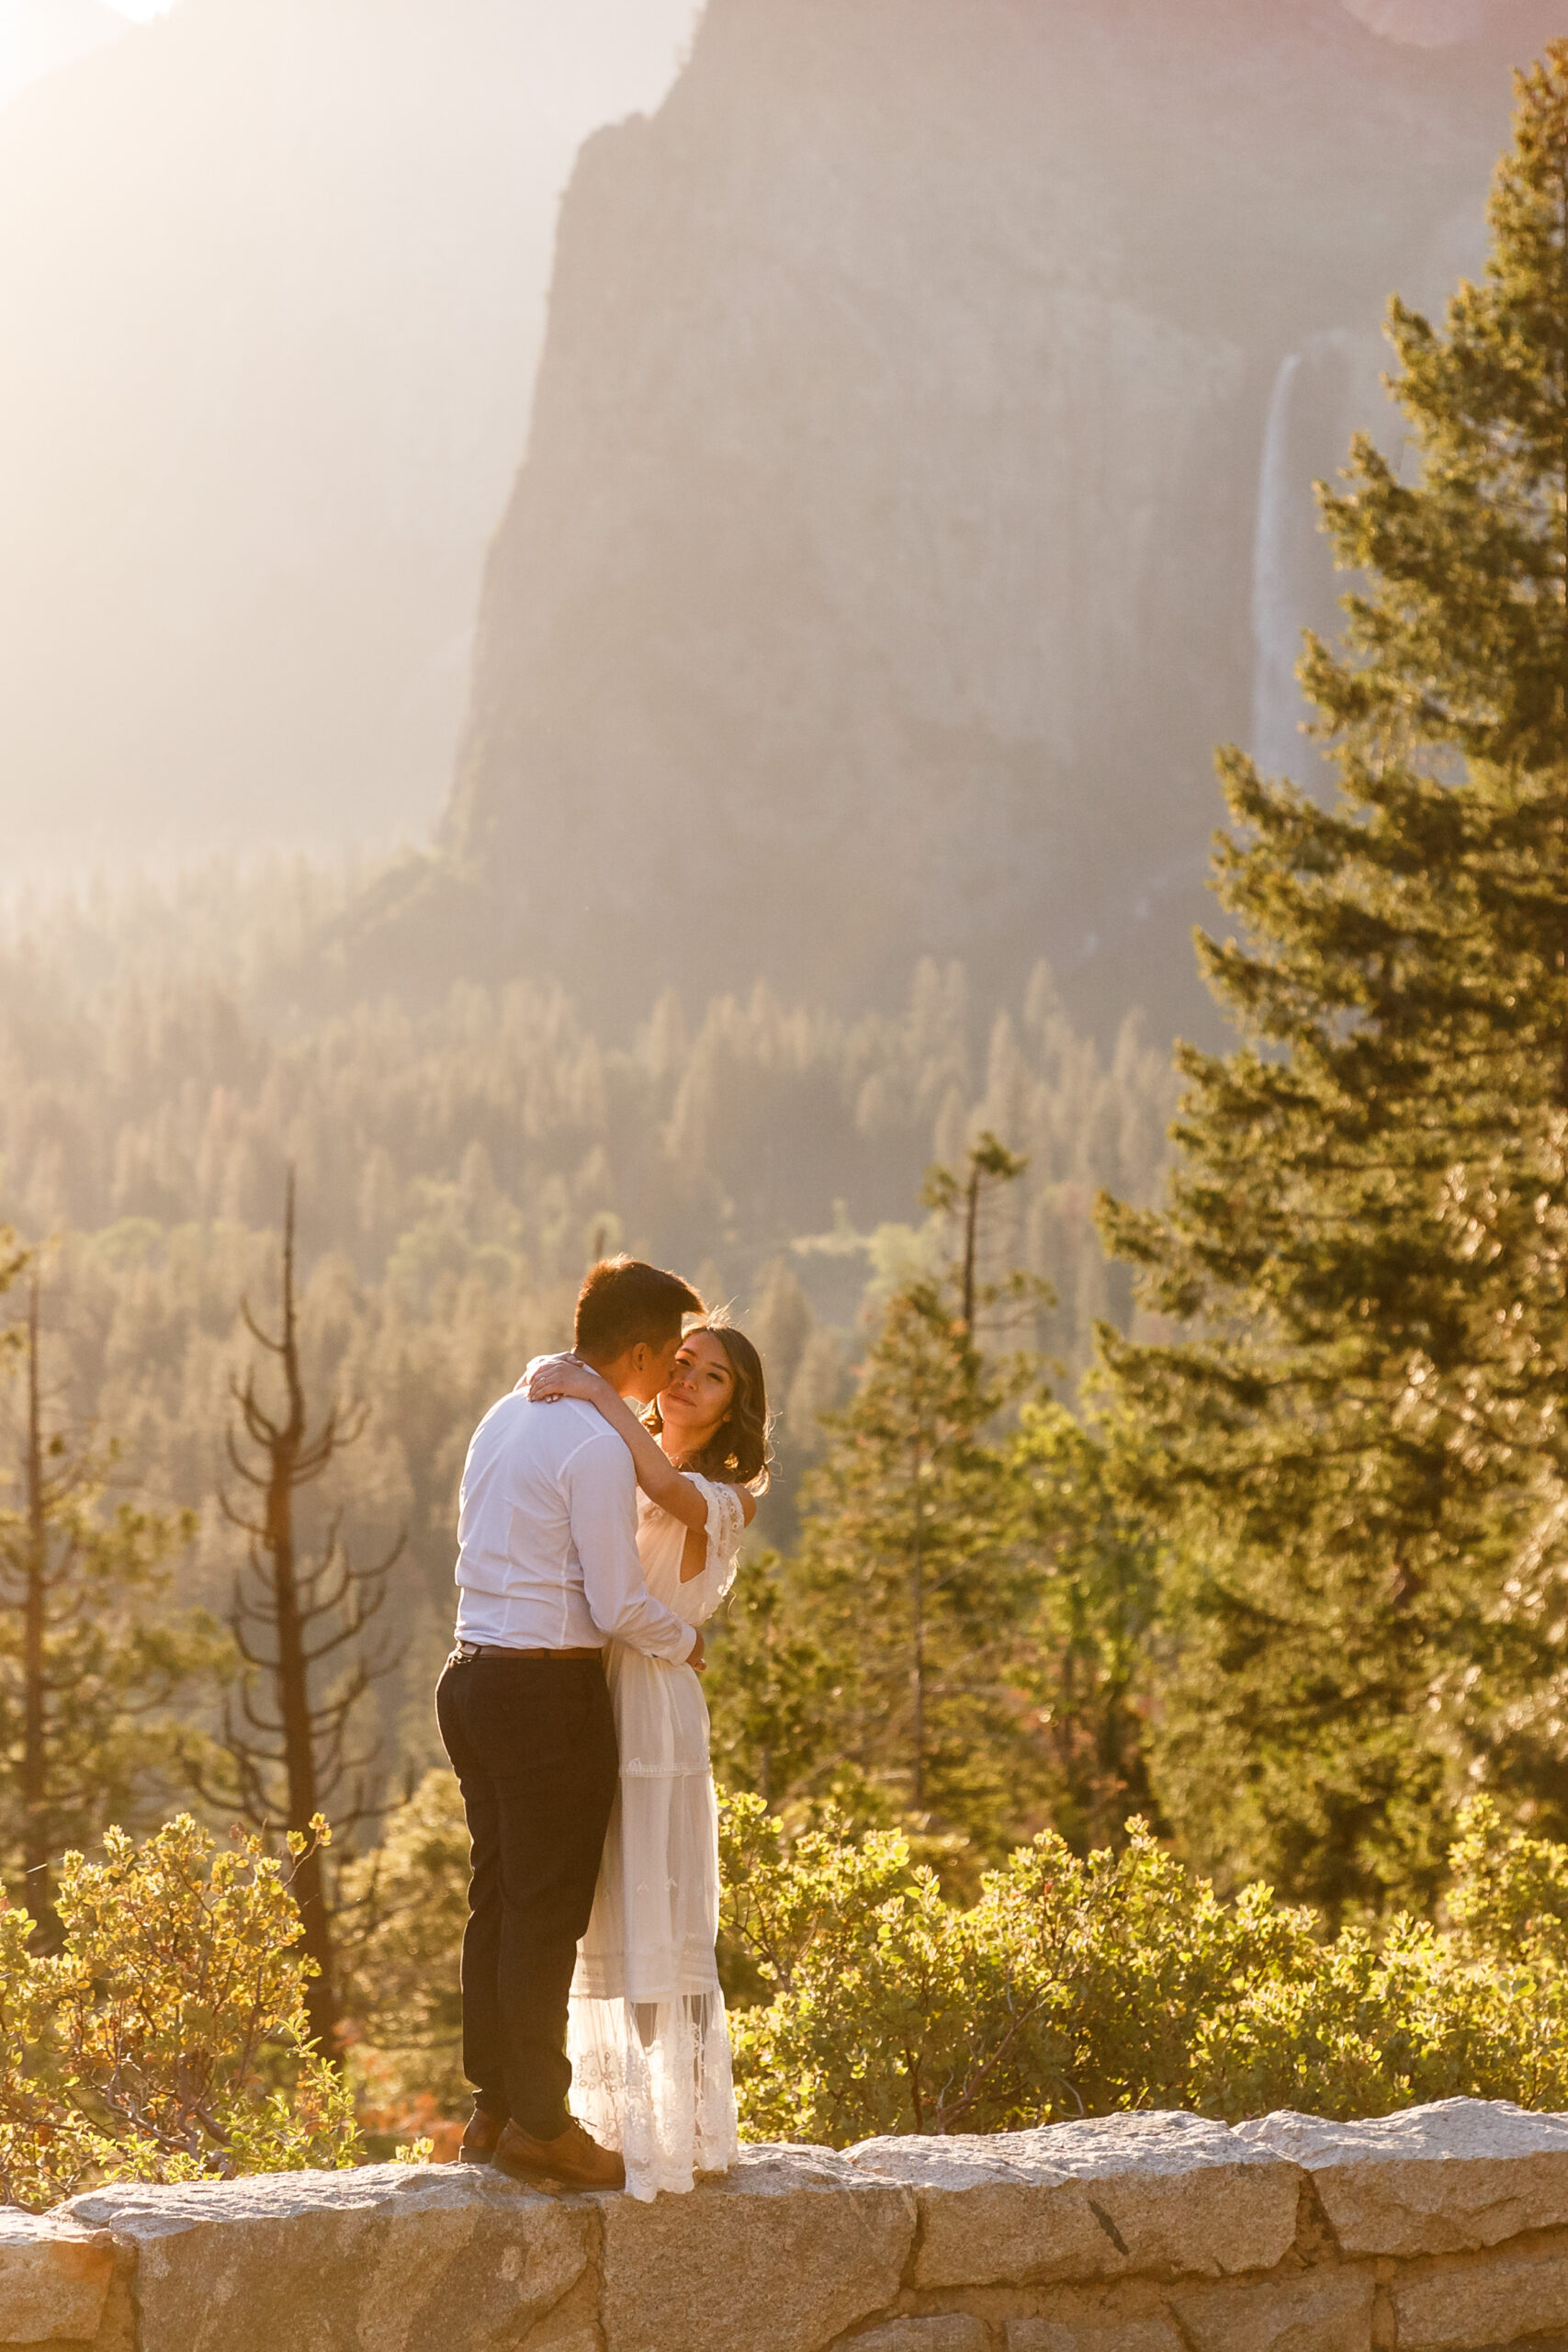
top-left (684, 1476), bottom-right (746, 1620)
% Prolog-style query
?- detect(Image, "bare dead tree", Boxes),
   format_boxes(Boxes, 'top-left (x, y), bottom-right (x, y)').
top-left (218, 1170), bottom-right (404, 2056)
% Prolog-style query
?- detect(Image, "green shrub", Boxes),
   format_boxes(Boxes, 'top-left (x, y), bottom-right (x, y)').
top-left (720, 1791), bottom-right (1568, 2145)
top-left (0, 1815), bottom-right (359, 2210)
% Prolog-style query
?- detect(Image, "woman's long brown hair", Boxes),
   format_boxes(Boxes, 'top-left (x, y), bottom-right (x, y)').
top-left (649, 1323), bottom-right (772, 1491)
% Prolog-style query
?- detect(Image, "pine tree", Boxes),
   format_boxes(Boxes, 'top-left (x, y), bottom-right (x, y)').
top-left (0, 1272), bottom-right (207, 1950)
top-left (795, 1137), bottom-right (1043, 1851)
top-left (923, 1134), bottom-right (1032, 1340)
top-left (705, 1553), bottom-right (841, 1809)
top-left (1099, 46), bottom-right (1568, 1917)
top-left (1008, 1400), bottom-right (1162, 1856)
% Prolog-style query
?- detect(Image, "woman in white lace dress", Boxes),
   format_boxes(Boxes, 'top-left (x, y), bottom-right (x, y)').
top-left (525, 1323), bottom-right (769, 2200)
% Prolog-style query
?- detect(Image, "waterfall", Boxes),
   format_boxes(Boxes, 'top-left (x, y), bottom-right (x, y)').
top-left (1338, 0), bottom-right (1495, 46)
top-left (1251, 331), bottom-right (1366, 783)
top-left (1251, 350), bottom-right (1305, 779)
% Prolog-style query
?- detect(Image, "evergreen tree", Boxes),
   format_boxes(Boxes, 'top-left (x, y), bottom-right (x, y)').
top-left (0, 1272), bottom-right (207, 1949)
top-left (705, 1553), bottom-right (841, 1810)
top-left (923, 1134), bottom-right (1032, 1339)
top-left (1099, 46), bottom-right (1568, 1916)
top-left (794, 1138), bottom-right (1043, 1852)
top-left (1008, 1400), bottom-right (1163, 1856)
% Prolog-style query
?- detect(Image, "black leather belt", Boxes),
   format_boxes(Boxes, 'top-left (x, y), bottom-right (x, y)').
top-left (450, 1642), bottom-right (604, 1661)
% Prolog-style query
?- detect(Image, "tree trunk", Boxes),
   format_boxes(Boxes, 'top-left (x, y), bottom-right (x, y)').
top-left (910, 1431), bottom-right (926, 1812)
top-left (961, 1165), bottom-right (980, 1339)
top-left (266, 1182), bottom-right (338, 2056)
top-left (20, 1278), bottom-right (56, 1949)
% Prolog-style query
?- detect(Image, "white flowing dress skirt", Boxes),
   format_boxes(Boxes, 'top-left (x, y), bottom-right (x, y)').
top-left (568, 1480), bottom-right (743, 2200)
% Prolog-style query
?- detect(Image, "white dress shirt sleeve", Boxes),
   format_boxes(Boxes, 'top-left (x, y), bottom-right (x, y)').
top-left (564, 1430), bottom-right (697, 1663)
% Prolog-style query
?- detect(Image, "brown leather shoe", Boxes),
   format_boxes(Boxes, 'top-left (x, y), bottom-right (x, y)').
top-left (458, 2107), bottom-right (505, 2164)
top-left (492, 2117), bottom-right (626, 2191)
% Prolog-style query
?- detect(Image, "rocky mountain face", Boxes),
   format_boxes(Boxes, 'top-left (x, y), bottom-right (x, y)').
top-left (0, 0), bottom-right (697, 869)
top-left (441, 0), bottom-right (1556, 1038)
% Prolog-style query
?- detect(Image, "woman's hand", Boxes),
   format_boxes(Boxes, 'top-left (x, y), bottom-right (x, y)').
top-left (526, 1353), bottom-right (614, 1406)
top-left (525, 1355), bottom-right (712, 1534)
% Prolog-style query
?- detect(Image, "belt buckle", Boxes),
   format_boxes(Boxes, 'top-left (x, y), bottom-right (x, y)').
top-left (450, 1640), bottom-right (480, 1665)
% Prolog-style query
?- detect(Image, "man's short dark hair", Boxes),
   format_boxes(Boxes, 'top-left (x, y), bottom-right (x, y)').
top-left (574, 1257), bottom-right (704, 1363)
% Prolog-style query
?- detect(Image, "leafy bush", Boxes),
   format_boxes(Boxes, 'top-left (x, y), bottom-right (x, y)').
top-left (719, 1792), bottom-right (1568, 2146)
top-left (0, 1815), bottom-right (359, 2210)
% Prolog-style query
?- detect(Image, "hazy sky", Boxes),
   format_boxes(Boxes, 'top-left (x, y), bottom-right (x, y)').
top-left (0, 0), bottom-right (708, 879)
top-left (91, 0), bottom-right (1506, 42)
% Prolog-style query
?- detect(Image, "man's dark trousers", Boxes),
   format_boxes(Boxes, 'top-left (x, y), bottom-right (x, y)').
top-left (435, 1651), bottom-right (618, 2140)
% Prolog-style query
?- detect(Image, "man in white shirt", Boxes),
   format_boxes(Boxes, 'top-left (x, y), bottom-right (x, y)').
top-left (435, 1255), bottom-right (704, 2190)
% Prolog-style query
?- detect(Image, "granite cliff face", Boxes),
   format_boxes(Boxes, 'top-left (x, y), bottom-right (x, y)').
top-left (443, 0), bottom-right (1555, 1035)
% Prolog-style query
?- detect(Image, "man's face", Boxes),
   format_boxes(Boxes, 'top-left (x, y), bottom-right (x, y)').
top-left (625, 1329), bottom-right (683, 1405)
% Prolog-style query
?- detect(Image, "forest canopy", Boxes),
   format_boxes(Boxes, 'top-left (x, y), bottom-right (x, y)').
top-left (0, 881), bottom-right (1173, 1838)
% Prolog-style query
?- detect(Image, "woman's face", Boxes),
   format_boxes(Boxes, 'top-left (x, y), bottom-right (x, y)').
top-left (659, 1329), bottom-right (735, 1452)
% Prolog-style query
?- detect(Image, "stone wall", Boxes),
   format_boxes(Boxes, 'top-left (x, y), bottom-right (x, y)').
top-left (6, 2100), bottom-right (1568, 2352)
